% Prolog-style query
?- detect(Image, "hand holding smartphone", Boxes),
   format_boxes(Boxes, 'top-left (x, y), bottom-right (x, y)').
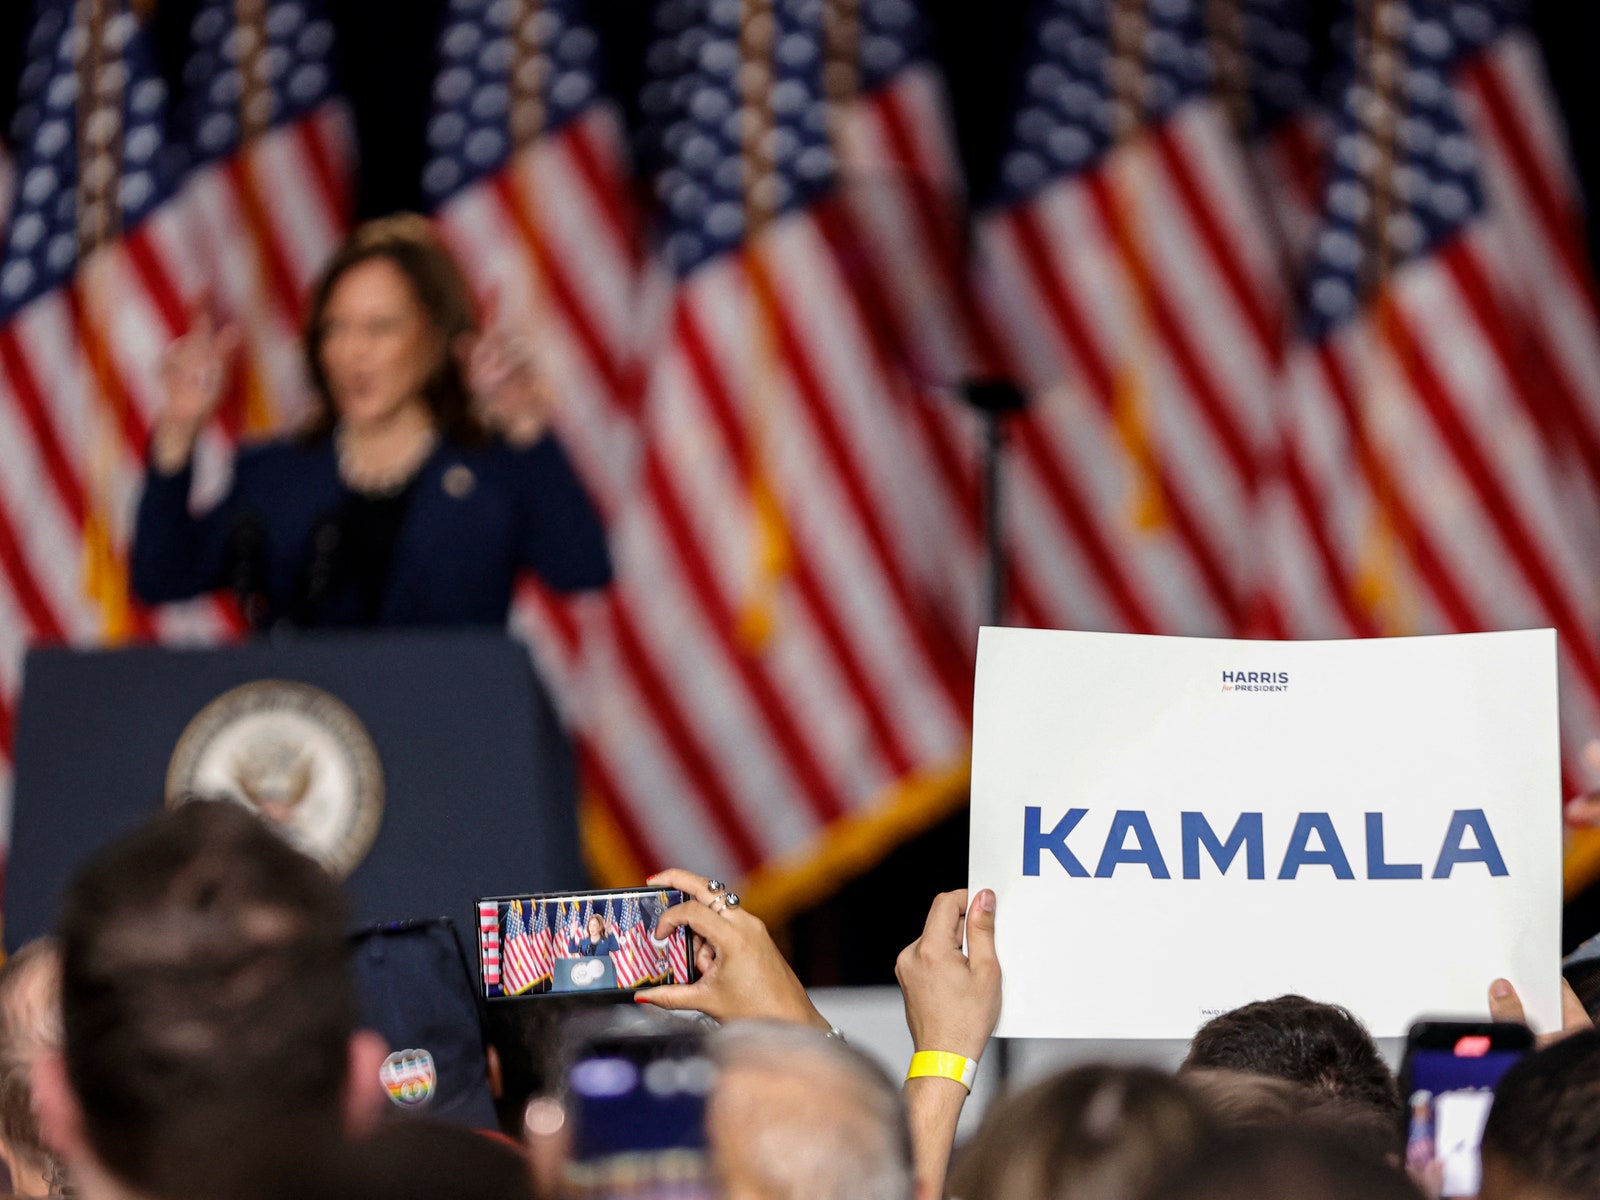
top-left (1399, 1020), bottom-right (1534, 1198)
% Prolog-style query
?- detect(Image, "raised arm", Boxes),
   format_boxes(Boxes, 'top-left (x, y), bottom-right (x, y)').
top-left (132, 314), bottom-right (247, 604)
top-left (897, 889), bottom-right (1001, 1195)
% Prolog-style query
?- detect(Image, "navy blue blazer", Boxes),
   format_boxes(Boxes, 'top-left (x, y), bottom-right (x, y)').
top-left (132, 433), bottom-right (611, 627)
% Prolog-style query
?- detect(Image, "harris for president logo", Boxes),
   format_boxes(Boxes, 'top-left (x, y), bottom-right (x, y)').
top-left (1220, 670), bottom-right (1290, 694)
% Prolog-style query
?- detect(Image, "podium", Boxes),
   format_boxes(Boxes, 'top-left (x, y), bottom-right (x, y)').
top-left (551, 955), bottom-right (618, 993)
top-left (6, 629), bottom-right (589, 950)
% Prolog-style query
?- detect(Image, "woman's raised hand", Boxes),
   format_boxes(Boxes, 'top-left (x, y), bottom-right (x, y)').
top-left (152, 305), bottom-right (240, 473)
top-left (632, 868), bottom-right (829, 1030)
top-left (455, 327), bottom-right (553, 447)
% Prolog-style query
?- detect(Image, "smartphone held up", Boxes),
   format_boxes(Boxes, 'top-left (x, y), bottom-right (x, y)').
top-left (1400, 1019), bottom-right (1534, 1198)
top-left (477, 887), bottom-right (698, 999)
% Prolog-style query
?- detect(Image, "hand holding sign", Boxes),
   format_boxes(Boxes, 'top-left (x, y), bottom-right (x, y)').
top-left (970, 628), bottom-right (1563, 1039)
top-left (896, 888), bottom-right (1001, 1061)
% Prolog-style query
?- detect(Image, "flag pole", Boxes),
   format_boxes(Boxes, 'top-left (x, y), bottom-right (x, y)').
top-left (1350, 0), bottom-right (1414, 634)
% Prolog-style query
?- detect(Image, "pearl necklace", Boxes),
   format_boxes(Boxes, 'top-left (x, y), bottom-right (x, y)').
top-left (335, 424), bottom-right (439, 497)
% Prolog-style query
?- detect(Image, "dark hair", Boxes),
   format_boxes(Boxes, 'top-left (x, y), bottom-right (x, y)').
top-left (1480, 1029), bottom-right (1600, 1200)
top-left (1154, 1128), bottom-right (1422, 1200)
top-left (301, 213), bottom-right (487, 444)
top-left (0, 939), bottom-right (61, 1180)
top-left (949, 1064), bottom-right (1210, 1200)
top-left (1180, 995), bottom-right (1400, 1121)
top-left (483, 995), bottom-right (608, 1138)
top-left (1181, 1069), bottom-right (1398, 1168)
top-left (254, 1119), bottom-right (537, 1200)
top-left (56, 801), bottom-right (355, 1200)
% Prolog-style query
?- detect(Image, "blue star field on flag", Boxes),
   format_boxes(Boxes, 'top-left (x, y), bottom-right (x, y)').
top-left (990, 0), bottom-right (1212, 209)
top-left (179, 0), bottom-right (342, 166)
top-left (421, 0), bottom-right (607, 208)
top-left (0, 3), bottom-right (180, 319)
top-left (637, 0), bottom-right (932, 277)
top-left (1238, 0), bottom-right (1317, 136)
top-left (1302, 0), bottom-right (1490, 336)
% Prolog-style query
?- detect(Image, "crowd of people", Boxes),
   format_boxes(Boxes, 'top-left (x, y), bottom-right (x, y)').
top-left (0, 799), bottom-right (1592, 1200)
top-left (30, 200), bottom-right (1600, 1193)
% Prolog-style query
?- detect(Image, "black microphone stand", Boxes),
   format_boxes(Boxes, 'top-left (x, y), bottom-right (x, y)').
top-left (960, 377), bottom-right (1027, 1092)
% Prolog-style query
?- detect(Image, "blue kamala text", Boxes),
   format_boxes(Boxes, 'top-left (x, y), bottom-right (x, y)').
top-left (1021, 808), bottom-right (1508, 880)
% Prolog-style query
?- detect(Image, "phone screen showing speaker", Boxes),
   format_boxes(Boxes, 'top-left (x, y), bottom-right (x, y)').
top-left (476, 888), bottom-right (695, 999)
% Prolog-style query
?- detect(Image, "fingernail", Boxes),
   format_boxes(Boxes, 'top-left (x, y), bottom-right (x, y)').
top-left (633, 993), bottom-right (651, 1004)
top-left (645, 873), bottom-right (663, 884)
top-left (1491, 979), bottom-right (1513, 998)
top-left (979, 890), bottom-right (995, 913)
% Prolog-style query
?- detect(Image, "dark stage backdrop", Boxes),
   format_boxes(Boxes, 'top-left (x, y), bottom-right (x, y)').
top-left (4, 0), bottom-right (1600, 980)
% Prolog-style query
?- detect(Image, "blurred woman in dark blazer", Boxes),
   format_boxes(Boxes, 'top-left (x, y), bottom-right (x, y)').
top-left (131, 214), bottom-right (610, 628)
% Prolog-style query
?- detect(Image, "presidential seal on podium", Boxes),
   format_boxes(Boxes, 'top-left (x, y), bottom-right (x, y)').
top-left (166, 680), bottom-right (384, 877)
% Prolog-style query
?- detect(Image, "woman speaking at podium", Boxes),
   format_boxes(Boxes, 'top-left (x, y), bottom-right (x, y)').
top-left (131, 214), bottom-right (610, 628)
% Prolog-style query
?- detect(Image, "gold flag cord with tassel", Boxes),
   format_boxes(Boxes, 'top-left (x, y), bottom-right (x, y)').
top-left (1104, 0), bottom-right (1169, 535)
top-left (733, 0), bottom-right (794, 653)
top-left (231, 0), bottom-right (288, 436)
top-left (76, 0), bottom-right (140, 642)
top-left (1349, 0), bottom-right (1416, 635)
top-left (484, 0), bottom-right (565, 402)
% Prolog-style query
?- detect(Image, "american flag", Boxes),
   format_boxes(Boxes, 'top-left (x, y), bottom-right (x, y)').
top-left (501, 898), bottom-right (547, 995)
top-left (527, 899), bottom-right (558, 982)
top-left (477, 899), bottom-right (502, 987)
top-left (423, 0), bottom-right (972, 913)
top-left (662, 890), bottom-right (693, 984)
top-left (588, 0), bottom-right (972, 910)
top-left (0, 1), bottom-right (193, 840)
top-left (174, 0), bottom-right (353, 447)
top-left (1232, 0), bottom-right (1327, 284)
top-left (0, 0), bottom-right (356, 864)
top-left (0, 139), bottom-right (13, 235)
top-left (610, 894), bottom-right (668, 988)
top-left (974, 0), bottom-right (1287, 639)
top-left (1260, 0), bottom-right (1600, 791)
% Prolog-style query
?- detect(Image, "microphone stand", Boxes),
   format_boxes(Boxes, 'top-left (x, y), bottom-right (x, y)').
top-left (960, 378), bottom-right (1027, 1093)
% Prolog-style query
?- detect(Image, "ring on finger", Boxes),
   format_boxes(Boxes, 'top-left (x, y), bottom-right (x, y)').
top-left (722, 893), bottom-right (741, 910)
top-left (708, 896), bottom-right (727, 914)
top-left (706, 879), bottom-right (727, 894)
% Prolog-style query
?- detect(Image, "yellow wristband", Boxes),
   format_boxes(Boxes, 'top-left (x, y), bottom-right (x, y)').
top-left (906, 1050), bottom-right (978, 1092)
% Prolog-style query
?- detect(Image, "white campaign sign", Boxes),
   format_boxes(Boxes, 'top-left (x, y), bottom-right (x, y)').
top-left (969, 628), bottom-right (1563, 1040)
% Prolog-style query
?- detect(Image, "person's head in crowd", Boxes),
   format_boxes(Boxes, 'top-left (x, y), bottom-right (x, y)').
top-left (1153, 1128), bottom-right (1422, 1200)
top-left (0, 940), bottom-right (65, 1197)
top-left (1180, 1069), bottom-right (1396, 1167)
top-left (949, 1064), bottom-right (1210, 1200)
top-left (255, 1118), bottom-right (536, 1200)
top-left (483, 996), bottom-right (609, 1140)
top-left (1180, 995), bottom-right (1401, 1121)
top-left (1559, 933), bottom-right (1600, 1022)
top-left (32, 800), bottom-right (390, 1200)
top-left (1478, 1029), bottom-right (1600, 1200)
top-left (302, 213), bottom-right (487, 445)
top-left (708, 1021), bottom-right (915, 1200)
